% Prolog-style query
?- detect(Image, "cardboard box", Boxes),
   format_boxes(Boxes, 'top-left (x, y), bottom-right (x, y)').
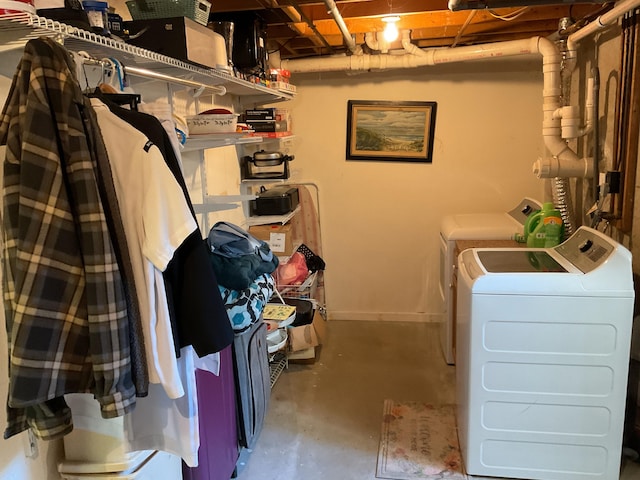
top-left (245, 108), bottom-right (289, 121)
top-left (250, 132), bottom-right (293, 138)
top-left (248, 223), bottom-right (294, 256)
top-left (287, 347), bottom-right (316, 362)
top-left (247, 120), bottom-right (290, 132)
top-left (245, 108), bottom-right (291, 133)
top-left (269, 81), bottom-right (297, 94)
top-left (287, 310), bottom-right (326, 353)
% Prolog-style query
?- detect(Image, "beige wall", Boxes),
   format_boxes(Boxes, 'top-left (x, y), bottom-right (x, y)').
top-left (279, 60), bottom-right (546, 321)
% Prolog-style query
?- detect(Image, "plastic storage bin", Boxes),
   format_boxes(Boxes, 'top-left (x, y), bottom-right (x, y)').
top-left (125, 0), bottom-right (211, 26)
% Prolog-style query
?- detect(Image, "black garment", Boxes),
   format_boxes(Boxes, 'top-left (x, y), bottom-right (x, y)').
top-left (96, 94), bottom-right (234, 357)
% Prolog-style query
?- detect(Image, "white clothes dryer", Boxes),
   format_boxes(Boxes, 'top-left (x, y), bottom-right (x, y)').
top-left (456, 226), bottom-right (634, 480)
top-left (439, 197), bottom-right (542, 364)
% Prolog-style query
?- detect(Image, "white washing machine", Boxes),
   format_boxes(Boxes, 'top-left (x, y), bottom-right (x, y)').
top-left (456, 226), bottom-right (634, 480)
top-left (439, 197), bottom-right (542, 364)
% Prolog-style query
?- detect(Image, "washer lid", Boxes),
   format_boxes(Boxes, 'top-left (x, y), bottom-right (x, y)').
top-left (477, 250), bottom-right (567, 273)
top-left (441, 198), bottom-right (542, 240)
top-left (441, 213), bottom-right (521, 240)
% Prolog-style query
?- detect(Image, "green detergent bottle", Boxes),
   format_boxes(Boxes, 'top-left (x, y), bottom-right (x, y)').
top-left (524, 202), bottom-right (564, 248)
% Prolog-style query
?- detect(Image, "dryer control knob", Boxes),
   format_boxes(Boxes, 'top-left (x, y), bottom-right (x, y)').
top-left (579, 239), bottom-right (593, 252)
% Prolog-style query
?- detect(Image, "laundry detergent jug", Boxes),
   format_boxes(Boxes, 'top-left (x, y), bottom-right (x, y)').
top-left (524, 202), bottom-right (564, 248)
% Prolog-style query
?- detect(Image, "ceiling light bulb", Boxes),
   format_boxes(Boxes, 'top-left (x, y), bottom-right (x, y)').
top-left (382, 16), bottom-right (400, 42)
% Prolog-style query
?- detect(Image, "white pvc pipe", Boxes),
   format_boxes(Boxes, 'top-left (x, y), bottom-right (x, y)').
top-left (282, 35), bottom-right (584, 171)
top-left (365, 31), bottom-right (391, 54)
top-left (281, 2), bottom-right (640, 182)
top-left (533, 156), bottom-right (594, 178)
top-left (568, 0), bottom-right (640, 51)
top-left (323, 0), bottom-right (362, 55)
top-left (364, 32), bottom-right (379, 51)
top-left (282, 36), bottom-right (542, 73)
top-left (401, 29), bottom-right (427, 58)
top-left (577, 76), bottom-right (595, 137)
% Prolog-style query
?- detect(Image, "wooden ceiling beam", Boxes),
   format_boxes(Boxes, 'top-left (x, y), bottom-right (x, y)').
top-left (210, 1), bottom-right (610, 59)
top-left (276, 5), bottom-right (601, 37)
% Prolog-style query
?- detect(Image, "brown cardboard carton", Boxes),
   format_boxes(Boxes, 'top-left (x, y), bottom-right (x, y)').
top-left (249, 223), bottom-right (294, 256)
top-left (287, 310), bottom-right (326, 353)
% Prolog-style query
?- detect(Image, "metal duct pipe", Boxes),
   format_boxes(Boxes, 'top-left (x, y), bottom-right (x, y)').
top-left (323, 0), bottom-right (362, 55)
top-left (552, 177), bottom-right (577, 237)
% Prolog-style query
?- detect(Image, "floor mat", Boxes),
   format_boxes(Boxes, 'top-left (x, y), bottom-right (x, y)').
top-left (376, 400), bottom-right (467, 480)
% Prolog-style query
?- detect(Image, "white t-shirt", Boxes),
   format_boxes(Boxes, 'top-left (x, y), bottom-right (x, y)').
top-left (124, 346), bottom-right (200, 467)
top-left (91, 99), bottom-right (197, 399)
top-left (64, 346), bottom-right (201, 467)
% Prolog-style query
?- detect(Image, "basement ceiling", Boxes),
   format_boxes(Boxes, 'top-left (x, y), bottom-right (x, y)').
top-left (208, 1), bottom-right (615, 60)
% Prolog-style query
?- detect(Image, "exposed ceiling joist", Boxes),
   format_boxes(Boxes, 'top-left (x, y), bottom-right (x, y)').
top-left (208, 1), bottom-right (615, 60)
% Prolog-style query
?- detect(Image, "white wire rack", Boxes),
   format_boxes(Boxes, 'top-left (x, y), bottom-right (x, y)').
top-left (0, 13), bottom-right (295, 103)
top-left (269, 351), bottom-right (288, 388)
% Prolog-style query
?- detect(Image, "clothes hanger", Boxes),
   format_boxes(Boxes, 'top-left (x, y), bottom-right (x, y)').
top-left (86, 57), bottom-right (141, 111)
top-left (88, 87), bottom-right (142, 111)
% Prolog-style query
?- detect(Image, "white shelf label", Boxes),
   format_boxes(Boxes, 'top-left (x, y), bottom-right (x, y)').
top-left (269, 232), bottom-right (286, 253)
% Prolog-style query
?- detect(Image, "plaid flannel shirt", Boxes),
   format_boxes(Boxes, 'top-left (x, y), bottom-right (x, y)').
top-left (0, 37), bottom-right (136, 440)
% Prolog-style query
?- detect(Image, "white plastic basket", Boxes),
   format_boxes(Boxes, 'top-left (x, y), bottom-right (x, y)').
top-left (186, 114), bottom-right (238, 135)
top-left (276, 272), bottom-right (318, 300)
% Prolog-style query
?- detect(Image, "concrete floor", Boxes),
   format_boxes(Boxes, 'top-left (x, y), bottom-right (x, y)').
top-left (236, 320), bottom-right (640, 480)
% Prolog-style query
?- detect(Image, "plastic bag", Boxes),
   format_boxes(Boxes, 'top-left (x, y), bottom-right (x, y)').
top-left (275, 252), bottom-right (309, 285)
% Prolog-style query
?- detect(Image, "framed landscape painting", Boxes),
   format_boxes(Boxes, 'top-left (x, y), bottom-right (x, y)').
top-left (346, 100), bottom-right (437, 163)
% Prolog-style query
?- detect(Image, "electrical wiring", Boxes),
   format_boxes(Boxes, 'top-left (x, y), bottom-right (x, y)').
top-left (268, 34), bottom-right (300, 55)
top-left (487, 6), bottom-right (529, 21)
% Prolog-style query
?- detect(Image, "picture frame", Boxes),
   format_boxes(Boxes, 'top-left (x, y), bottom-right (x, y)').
top-left (346, 100), bottom-right (437, 163)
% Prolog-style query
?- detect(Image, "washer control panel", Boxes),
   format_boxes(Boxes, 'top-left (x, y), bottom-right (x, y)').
top-left (555, 228), bottom-right (615, 273)
top-left (507, 197), bottom-right (543, 225)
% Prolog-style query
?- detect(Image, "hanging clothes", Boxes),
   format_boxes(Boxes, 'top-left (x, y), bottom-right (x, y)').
top-left (95, 94), bottom-right (234, 357)
top-left (0, 37), bottom-right (137, 440)
top-left (82, 96), bottom-right (149, 399)
top-left (90, 98), bottom-right (197, 399)
top-left (72, 97), bottom-right (218, 466)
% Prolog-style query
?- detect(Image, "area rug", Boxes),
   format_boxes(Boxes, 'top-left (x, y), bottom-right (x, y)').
top-left (376, 400), bottom-right (467, 480)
